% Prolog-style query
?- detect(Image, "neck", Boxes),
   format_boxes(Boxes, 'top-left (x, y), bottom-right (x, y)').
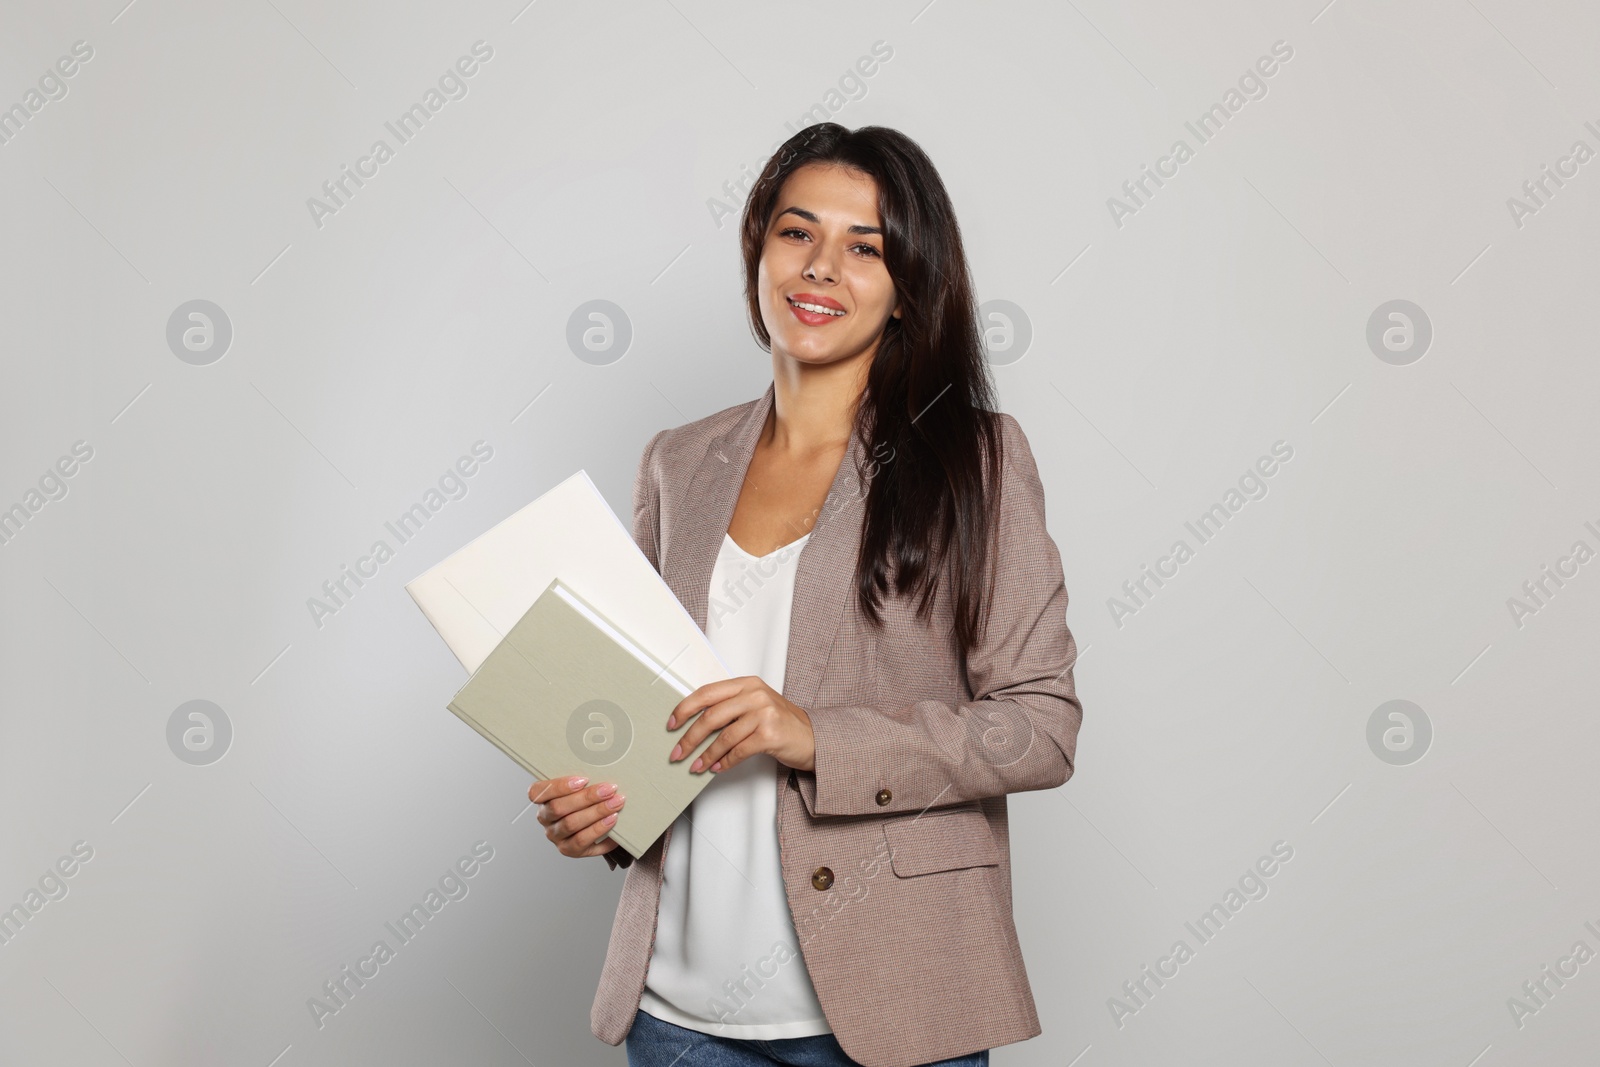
top-left (768, 346), bottom-right (871, 452)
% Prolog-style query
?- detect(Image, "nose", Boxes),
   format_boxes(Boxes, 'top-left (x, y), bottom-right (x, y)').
top-left (803, 244), bottom-right (838, 285)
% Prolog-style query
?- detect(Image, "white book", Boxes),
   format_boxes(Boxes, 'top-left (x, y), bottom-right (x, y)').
top-left (405, 469), bottom-right (728, 685)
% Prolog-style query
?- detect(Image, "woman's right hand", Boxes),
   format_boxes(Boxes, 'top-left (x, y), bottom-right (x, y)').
top-left (528, 776), bottom-right (626, 859)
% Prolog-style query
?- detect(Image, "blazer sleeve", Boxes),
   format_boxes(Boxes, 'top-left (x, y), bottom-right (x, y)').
top-left (603, 429), bottom-right (669, 872)
top-left (796, 413), bottom-right (1082, 818)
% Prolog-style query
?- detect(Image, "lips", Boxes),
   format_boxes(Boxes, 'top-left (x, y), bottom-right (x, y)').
top-left (787, 293), bottom-right (846, 325)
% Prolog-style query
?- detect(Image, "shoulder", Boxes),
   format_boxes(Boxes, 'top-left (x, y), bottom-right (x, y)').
top-left (638, 394), bottom-right (763, 477)
top-left (990, 411), bottom-right (1044, 497)
top-left (992, 411), bottom-right (1030, 459)
top-left (982, 411), bottom-right (1055, 552)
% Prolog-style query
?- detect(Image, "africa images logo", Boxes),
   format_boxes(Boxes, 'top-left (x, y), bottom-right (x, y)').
top-left (306, 842), bottom-right (495, 1029)
top-left (305, 41), bottom-right (494, 230)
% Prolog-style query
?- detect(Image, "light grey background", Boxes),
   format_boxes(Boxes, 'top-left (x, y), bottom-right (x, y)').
top-left (2, 0), bottom-right (1597, 1064)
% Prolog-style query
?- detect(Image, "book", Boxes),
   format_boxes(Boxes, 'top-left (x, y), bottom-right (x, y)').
top-left (404, 470), bottom-right (726, 684)
top-left (446, 578), bottom-right (716, 860)
top-left (404, 470), bottom-right (730, 857)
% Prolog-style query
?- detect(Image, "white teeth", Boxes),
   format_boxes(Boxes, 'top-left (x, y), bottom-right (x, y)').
top-left (790, 298), bottom-right (844, 316)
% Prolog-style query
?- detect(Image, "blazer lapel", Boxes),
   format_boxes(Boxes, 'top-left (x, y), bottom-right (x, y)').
top-left (660, 382), bottom-right (866, 713)
top-left (661, 385), bottom-right (773, 634)
top-left (783, 426), bottom-right (866, 712)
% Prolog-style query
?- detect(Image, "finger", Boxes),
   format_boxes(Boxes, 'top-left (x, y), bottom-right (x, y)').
top-left (549, 794), bottom-right (624, 852)
top-left (575, 836), bottom-right (622, 859)
top-left (546, 798), bottom-right (603, 842)
top-left (672, 694), bottom-right (755, 763)
top-left (691, 713), bottom-right (758, 771)
top-left (529, 775), bottom-right (589, 806)
top-left (537, 781), bottom-right (620, 826)
top-left (567, 800), bottom-right (624, 855)
top-left (694, 718), bottom-right (759, 773)
top-left (668, 677), bottom-right (751, 730)
top-left (708, 729), bottom-right (764, 774)
top-left (668, 685), bottom-right (721, 731)
top-left (681, 690), bottom-right (769, 756)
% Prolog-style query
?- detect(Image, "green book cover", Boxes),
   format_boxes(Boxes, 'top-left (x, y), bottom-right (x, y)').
top-left (445, 578), bottom-right (719, 859)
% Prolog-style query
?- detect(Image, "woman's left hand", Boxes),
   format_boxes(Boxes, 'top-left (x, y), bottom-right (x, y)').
top-left (667, 676), bottom-right (815, 774)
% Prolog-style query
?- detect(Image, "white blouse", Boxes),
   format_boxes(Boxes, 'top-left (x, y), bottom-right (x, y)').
top-left (638, 531), bottom-right (832, 1039)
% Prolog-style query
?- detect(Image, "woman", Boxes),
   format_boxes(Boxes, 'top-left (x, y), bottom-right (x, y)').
top-left (529, 123), bottom-right (1082, 1067)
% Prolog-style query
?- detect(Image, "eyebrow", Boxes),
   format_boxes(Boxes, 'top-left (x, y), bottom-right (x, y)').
top-left (777, 206), bottom-right (883, 236)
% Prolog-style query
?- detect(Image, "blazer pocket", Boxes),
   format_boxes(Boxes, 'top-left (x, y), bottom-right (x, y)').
top-left (881, 808), bottom-right (1000, 878)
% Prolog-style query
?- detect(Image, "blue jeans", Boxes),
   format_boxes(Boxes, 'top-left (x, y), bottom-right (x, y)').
top-left (626, 1009), bottom-right (989, 1067)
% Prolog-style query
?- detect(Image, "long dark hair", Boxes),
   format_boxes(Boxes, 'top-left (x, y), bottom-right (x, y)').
top-left (739, 123), bottom-right (1003, 661)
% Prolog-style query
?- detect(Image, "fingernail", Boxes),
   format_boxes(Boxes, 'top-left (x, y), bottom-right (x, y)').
top-left (596, 782), bottom-right (616, 798)
top-left (607, 794), bottom-right (625, 809)
top-left (568, 777), bottom-right (588, 790)
top-left (691, 758), bottom-right (703, 772)
top-left (667, 715), bottom-right (675, 729)
top-left (603, 813), bottom-right (617, 825)
top-left (670, 744), bottom-right (681, 761)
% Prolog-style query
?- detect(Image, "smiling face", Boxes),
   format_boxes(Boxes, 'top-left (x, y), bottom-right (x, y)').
top-left (755, 163), bottom-right (901, 372)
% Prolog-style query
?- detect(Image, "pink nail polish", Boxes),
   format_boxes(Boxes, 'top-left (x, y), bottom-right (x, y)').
top-left (670, 745), bottom-right (681, 761)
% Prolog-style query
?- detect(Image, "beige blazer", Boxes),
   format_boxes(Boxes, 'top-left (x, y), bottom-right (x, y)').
top-left (589, 384), bottom-right (1083, 1067)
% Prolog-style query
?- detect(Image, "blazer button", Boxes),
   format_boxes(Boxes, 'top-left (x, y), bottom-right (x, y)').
top-left (811, 866), bottom-right (834, 891)
top-left (875, 788), bottom-right (892, 806)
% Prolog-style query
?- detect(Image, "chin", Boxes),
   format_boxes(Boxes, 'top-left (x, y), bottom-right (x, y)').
top-left (794, 352), bottom-right (866, 372)
top-left (789, 350), bottom-right (843, 367)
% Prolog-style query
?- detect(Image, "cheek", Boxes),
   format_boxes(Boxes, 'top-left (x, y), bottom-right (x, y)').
top-left (850, 268), bottom-right (896, 322)
top-left (755, 259), bottom-right (779, 303)
top-left (759, 239), bottom-right (805, 282)
top-left (758, 252), bottom-right (795, 303)
top-left (755, 258), bottom-right (792, 334)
